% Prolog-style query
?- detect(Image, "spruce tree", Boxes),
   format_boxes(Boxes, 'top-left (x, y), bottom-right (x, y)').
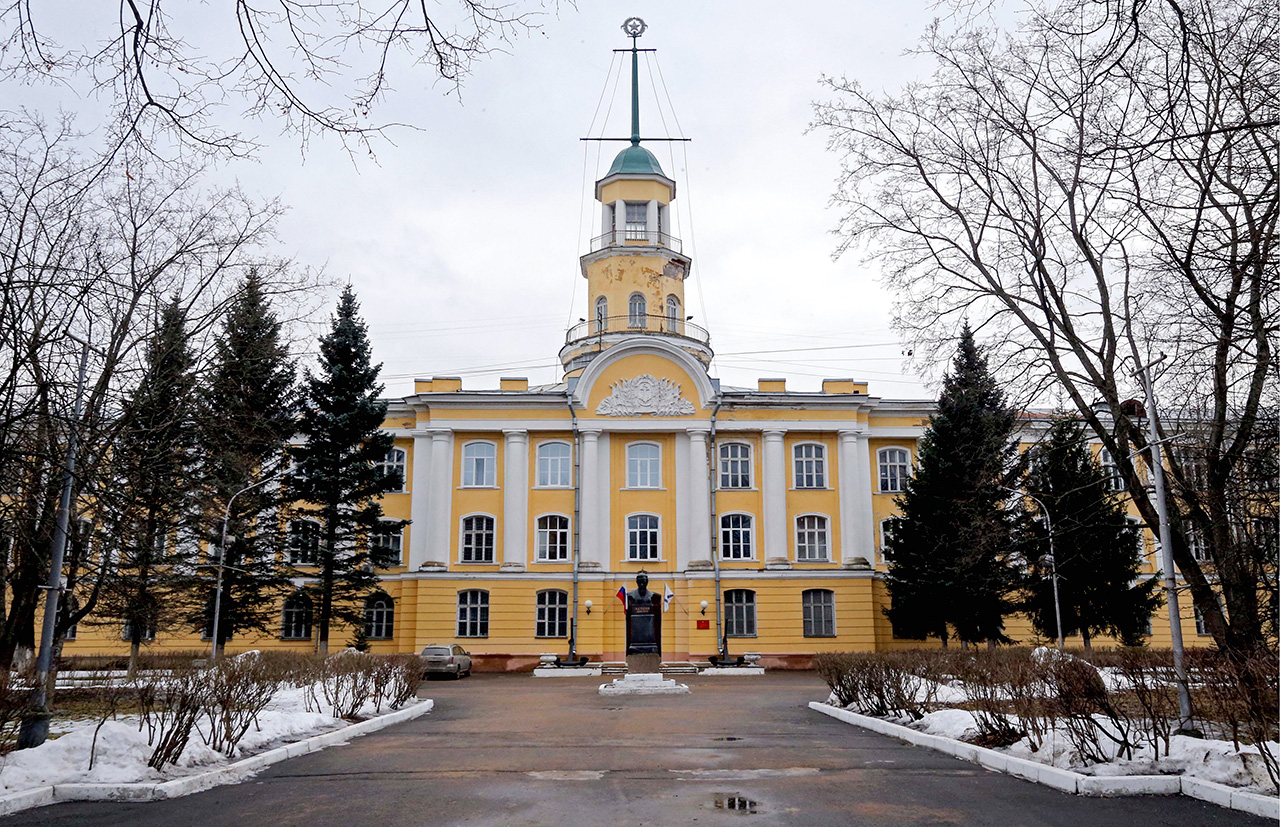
top-left (1020, 418), bottom-right (1162, 647)
top-left (98, 298), bottom-right (199, 670)
top-left (185, 271), bottom-right (297, 655)
top-left (288, 287), bottom-right (404, 653)
top-left (883, 324), bottom-right (1020, 646)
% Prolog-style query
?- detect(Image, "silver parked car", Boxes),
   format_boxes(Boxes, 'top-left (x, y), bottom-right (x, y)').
top-left (421, 644), bottom-right (472, 678)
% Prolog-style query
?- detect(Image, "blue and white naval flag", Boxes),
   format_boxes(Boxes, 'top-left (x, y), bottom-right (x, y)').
top-left (663, 583), bottom-right (674, 613)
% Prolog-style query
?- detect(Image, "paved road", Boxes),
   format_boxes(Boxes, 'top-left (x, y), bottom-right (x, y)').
top-left (10, 672), bottom-right (1271, 826)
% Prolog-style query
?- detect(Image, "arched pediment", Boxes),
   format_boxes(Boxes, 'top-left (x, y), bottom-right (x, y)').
top-left (572, 339), bottom-right (715, 416)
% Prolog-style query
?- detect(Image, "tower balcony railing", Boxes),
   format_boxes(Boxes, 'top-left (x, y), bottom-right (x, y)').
top-left (589, 229), bottom-right (683, 253)
top-left (565, 313), bottom-right (709, 345)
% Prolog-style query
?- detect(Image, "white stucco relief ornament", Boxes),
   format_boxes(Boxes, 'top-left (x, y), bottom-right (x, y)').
top-left (596, 375), bottom-right (694, 416)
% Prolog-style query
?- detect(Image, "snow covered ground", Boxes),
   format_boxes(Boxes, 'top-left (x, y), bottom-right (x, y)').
top-left (0, 686), bottom-right (400, 794)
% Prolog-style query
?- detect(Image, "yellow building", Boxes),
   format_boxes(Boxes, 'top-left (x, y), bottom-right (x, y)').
top-left (61, 24), bottom-right (1207, 667)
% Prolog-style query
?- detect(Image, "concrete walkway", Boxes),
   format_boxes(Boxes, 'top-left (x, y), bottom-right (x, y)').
top-left (8, 672), bottom-right (1272, 826)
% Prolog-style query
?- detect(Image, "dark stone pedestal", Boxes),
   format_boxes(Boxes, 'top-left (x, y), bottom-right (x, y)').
top-left (626, 653), bottom-right (661, 675)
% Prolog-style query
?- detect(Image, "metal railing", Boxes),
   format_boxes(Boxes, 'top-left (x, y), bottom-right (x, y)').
top-left (565, 313), bottom-right (710, 345)
top-left (589, 230), bottom-right (683, 253)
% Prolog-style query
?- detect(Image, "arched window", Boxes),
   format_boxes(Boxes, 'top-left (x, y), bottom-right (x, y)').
top-left (536, 441), bottom-right (572, 487)
top-left (626, 514), bottom-right (660, 560)
top-left (378, 447), bottom-right (407, 491)
top-left (665, 295), bottom-right (681, 333)
top-left (628, 292), bottom-right (647, 328)
top-left (462, 441), bottom-right (497, 487)
top-left (460, 515), bottom-right (496, 563)
top-left (796, 515), bottom-right (829, 561)
top-left (364, 593), bottom-right (394, 640)
top-left (802, 589), bottom-right (836, 637)
top-left (880, 517), bottom-right (900, 552)
top-left (725, 589), bottom-right (756, 637)
top-left (594, 296), bottom-right (608, 333)
top-left (626, 442), bottom-right (661, 488)
top-left (719, 442), bottom-right (751, 489)
top-left (793, 443), bottom-right (827, 489)
top-left (535, 590), bottom-right (569, 638)
top-left (281, 592), bottom-right (312, 640)
top-left (878, 448), bottom-right (910, 493)
top-left (369, 521), bottom-right (403, 567)
top-left (720, 513), bottom-right (754, 560)
top-left (457, 590), bottom-right (489, 637)
top-left (1099, 447), bottom-right (1125, 491)
top-left (536, 514), bottom-right (570, 562)
top-left (289, 519), bottom-right (320, 565)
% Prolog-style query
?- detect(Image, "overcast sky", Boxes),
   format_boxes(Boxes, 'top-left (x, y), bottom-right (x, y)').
top-left (30, 2), bottom-right (963, 400)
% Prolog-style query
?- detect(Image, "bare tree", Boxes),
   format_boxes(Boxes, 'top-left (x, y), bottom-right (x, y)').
top-left (0, 1), bottom-right (552, 159)
top-left (813, 0), bottom-right (1277, 660)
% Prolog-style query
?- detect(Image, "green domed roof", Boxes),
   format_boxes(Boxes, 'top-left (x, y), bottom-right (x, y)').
top-left (607, 144), bottom-right (666, 177)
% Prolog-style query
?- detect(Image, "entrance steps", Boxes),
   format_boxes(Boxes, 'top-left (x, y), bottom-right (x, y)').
top-left (660, 662), bottom-right (699, 675)
top-left (600, 662), bottom-right (628, 676)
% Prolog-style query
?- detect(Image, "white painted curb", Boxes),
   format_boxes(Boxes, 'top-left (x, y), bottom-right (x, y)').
top-left (698, 667), bottom-right (764, 676)
top-left (532, 667), bottom-right (602, 678)
top-left (810, 702), bottom-right (1278, 820)
top-left (0, 699), bottom-right (433, 816)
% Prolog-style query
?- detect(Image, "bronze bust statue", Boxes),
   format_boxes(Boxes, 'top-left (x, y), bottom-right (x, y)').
top-left (625, 571), bottom-right (661, 655)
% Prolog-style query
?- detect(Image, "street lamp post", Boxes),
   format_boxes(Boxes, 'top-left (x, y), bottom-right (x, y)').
top-left (1002, 485), bottom-right (1064, 650)
top-left (210, 470), bottom-right (288, 661)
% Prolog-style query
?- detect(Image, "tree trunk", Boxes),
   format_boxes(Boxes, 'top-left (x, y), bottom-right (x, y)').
top-left (128, 639), bottom-right (140, 677)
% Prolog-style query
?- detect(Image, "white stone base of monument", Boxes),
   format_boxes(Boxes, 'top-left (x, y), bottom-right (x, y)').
top-left (598, 673), bottom-right (690, 696)
top-left (698, 666), bottom-right (765, 676)
top-left (533, 666), bottom-right (603, 678)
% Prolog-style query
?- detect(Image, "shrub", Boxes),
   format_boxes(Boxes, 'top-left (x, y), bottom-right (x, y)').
top-left (202, 651), bottom-right (279, 756)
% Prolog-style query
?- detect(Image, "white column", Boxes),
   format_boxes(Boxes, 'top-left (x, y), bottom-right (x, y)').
top-left (612, 200), bottom-right (625, 243)
top-left (579, 428), bottom-right (602, 570)
top-left (407, 430), bottom-right (433, 569)
top-left (687, 429), bottom-right (712, 570)
top-left (501, 429), bottom-right (528, 571)
top-left (646, 199), bottom-right (659, 244)
top-left (838, 430), bottom-right (868, 568)
top-left (596, 433), bottom-right (611, 570)
top-left (423, 429), bottom-right (454, 569)
top-left (675, 433), bottom-right (690, 570)
top-left (854, 428), bottom-right (876, 565)
top-left (762, 429), bottom-right (790, 568)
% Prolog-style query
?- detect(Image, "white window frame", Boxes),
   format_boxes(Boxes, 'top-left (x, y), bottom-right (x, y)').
top-left (1125, 516), bottom-right (1146, 558)
top-left (793, 442), bottom-right (827, 489)
top-left (879, 517), bottom-right (900, 552)
top-left (718, 442), bottom-right (752, 489)
top-left (719, 512), bottom-right (755, 560)
top-left (1099, 447), bottom-right (1125, 492)
top-left (369, 520), bottom-right (403, 566)
top-left (378, 446), bottom-right (407, 492)
top-left (626, 442), bottom-right (662, 489)
top-left (535, 589), bottom-right (569, 638)
top-left (725, 589), bottom-right (757, 637)
top-left (802, 589), bottom-right (837, 637)
top-left (626, 513), bottom-right (661, 561)
top-left (594, 296), bottom-right (608, 332)
top-left (624, 201), bottom-right (647, 238)
top-left (877, 447), bottom-right (911, 493)
top-left (535, 441), bottom-right (573, 488)
top-left (364, 593), bottom-right (394, 640)
top-left (289, 518), bottom-right (321, 565)
top-left (459, 513), bottom-right (497, 564)
top-left (457, 589), bottom-right (489, 638)
top-left (1186, 526), bottom-right (1208, 562)
top-left (461, 440), bottom-right (497, 488)
top-left (535, 514), bottom-right (571, 562)
top-left (628, 292), bottom-right (647, 328)
top-left (795, 514), bottom-right (830, 561)
top-left (281, 592), bottom-right (312, 640)
top-left (665, 294), bottom-right (681, 332)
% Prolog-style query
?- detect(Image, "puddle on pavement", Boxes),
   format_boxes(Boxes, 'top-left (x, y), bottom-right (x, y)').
top-left (711, 793), bottom-right (759, 814)
top-left (712, 736), bottom-right (743, 742)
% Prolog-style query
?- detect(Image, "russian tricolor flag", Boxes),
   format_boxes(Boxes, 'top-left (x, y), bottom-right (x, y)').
top-left (615, 585), bottom-right (626, 610)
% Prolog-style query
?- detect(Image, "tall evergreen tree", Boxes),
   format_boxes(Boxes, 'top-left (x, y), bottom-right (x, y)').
top-left (288, 287), bottom-right (404, 653)
top-left (883, 324), bottom-right (1021, 645)
top-left (1020, 418), bottom-right (1163, 647)
top-left (97, 298), bottom-right (199, 670)
top-left (184, 271), bottom-right (297, 656)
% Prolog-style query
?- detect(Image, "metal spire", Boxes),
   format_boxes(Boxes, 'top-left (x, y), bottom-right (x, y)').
top-left (622, 17), bottom-right (646, 146)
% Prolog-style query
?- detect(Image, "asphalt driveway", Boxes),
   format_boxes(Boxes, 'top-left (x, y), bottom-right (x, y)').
top-left (7, 671), bottom-right (1271, 826)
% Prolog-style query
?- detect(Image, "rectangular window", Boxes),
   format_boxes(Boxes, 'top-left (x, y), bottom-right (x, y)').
top-left (803, 589), bottom-right (836, 637)
top-left (796, 515), bottom-right (829, 561)
top-left (536, 515), bottom-right (570, 562)
top-left (1187, 527), bottom-right (1208, 562)
top-left (793, 443), bottom-right (826, 489)
top-left (536, 442), bottom-right (572, 487)
top-left (535, 590), bottom-right (569, 638)
top-left (370, 524), bottom-right (403, 566)
top-left (627, 443), bottom-right (661, 488)
top-left (719, 443), bottom-right (751, 489)
top-left (462, 442), bottom-right (497, 487)
top-left (627, 514), bottom-right (660, 561)
top-left (1099, 448), bottom-right (1125, 492)
top-left (725, 589), bottom-right (756, 637)
top-left (625, 202), bottom-right (647, 239)
top-left (457, 590), bottom-right (489, 637)
top-left (290, 519), bottom-right (320, 565)
top-left (460, 515), bottom-right (496, 563)
top-left (720, 514), bottom-right (753, 560)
